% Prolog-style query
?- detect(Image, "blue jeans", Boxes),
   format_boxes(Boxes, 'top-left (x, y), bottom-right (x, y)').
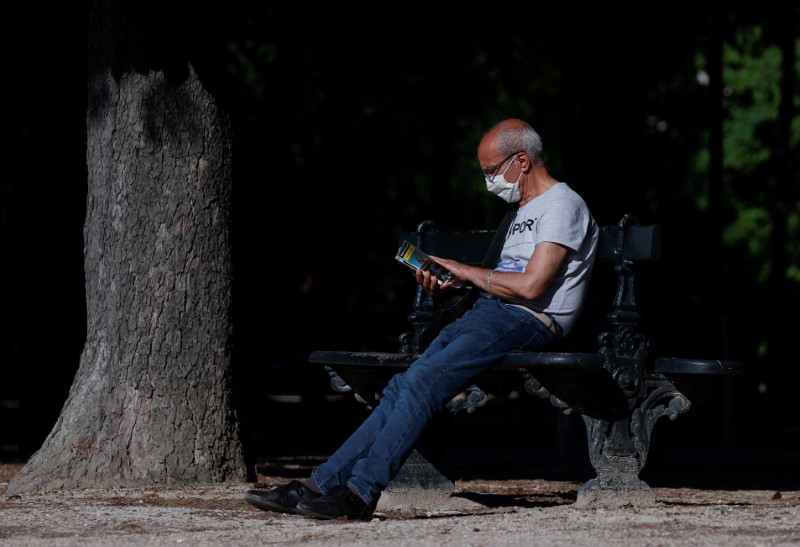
top-left (311, 297), bottom-right (558, 506)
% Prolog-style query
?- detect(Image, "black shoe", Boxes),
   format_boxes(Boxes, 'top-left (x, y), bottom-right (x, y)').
top-left (244, 481), bottom-right (321, 514)
top-left (295, 485), bottom-right (376, 520)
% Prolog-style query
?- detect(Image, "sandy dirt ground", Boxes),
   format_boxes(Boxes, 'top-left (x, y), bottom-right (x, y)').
top-left (2, 451), bottom-right (799, 547)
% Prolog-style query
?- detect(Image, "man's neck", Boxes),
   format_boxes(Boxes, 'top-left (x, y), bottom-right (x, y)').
top-left (519, 171), bottom-right (558, 206)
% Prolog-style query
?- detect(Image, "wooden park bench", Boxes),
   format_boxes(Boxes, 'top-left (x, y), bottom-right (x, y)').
top-left (308, 213), bottom-right (744, 507)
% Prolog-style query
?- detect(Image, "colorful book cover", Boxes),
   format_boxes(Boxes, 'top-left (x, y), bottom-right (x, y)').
top-left (395, 240), bottom-right (457, 285)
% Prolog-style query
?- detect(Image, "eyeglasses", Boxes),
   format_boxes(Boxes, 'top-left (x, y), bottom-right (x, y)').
top-left (482, 152), bottom-right (520, 179)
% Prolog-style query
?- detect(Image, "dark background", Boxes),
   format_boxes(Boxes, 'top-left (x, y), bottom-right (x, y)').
top-left (2, 2), bottom-right (798, 476)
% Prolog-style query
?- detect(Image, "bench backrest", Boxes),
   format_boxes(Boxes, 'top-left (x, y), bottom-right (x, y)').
top-left (400, 218), bottom-right (661, 265)
top-left (398, 214), bottom-right (661, 354)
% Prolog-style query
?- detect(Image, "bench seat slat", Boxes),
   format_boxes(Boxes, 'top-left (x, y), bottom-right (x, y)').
top-left (309, 351), bottom-right (417, 367)
top-left (654, 357), bottom-right (745, 375)
top-left (500, 351), bottom-right (603, 368)
top-left (309, 350), bottom-right (604, 370)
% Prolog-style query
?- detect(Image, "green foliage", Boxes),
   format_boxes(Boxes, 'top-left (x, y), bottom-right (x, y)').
top-left (711, 23), bottom-right (800, 289)
top-left (723, 205), bottom-right (772, 282)
top-left (722, 26), bottom-right (782, 172)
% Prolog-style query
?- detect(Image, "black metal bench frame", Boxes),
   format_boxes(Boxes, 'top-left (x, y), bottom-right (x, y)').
top-left (309, 213), bottom-right (744, 507)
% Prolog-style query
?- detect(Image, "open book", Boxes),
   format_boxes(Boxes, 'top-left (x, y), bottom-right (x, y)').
top-left (395, 240), bottom-right (462, 286)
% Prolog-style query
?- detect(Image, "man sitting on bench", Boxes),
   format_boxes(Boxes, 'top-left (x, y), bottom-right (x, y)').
top-left (244, 118), bottom-right (600, 520)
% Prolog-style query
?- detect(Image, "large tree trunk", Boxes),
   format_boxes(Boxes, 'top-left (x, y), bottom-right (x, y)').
top-left (6, 0), bottom-right (246, 495)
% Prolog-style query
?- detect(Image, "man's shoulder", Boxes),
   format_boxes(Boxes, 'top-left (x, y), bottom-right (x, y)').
top-left (542, 183), bottom-right (591, 213)
top-left (553, 182), bottom-right (586, 199)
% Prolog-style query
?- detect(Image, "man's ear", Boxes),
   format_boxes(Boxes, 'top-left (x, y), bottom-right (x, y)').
top-left (519, 152), bottom-right (532, 173)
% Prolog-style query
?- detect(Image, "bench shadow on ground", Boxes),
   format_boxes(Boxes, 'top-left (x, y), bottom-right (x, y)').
top-left (452, 489), bottom-right (577, 509)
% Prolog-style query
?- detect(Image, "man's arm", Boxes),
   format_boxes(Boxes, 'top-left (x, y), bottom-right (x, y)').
top-left (430, 242), bottom-right (569, 300)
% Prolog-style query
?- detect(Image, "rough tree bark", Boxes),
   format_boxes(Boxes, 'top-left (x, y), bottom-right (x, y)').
top-left (6, 0), bottom-right (247, 494)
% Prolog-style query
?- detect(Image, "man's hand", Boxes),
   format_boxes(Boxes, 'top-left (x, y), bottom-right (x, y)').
top-left (429, 256), bottom-right (467, 287)
top-left (413, 266), bottom-right (456, 295)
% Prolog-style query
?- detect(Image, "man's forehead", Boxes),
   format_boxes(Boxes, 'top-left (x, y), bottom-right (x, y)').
top-left (478, 133), bottom-right (500, 154)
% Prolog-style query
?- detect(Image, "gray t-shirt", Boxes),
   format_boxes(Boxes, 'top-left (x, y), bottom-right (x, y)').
top-left (495, 182), bottom-right (599, 335)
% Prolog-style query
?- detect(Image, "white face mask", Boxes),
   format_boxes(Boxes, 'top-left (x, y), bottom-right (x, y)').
top-left (485, 156), bottom-right (522, 203)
